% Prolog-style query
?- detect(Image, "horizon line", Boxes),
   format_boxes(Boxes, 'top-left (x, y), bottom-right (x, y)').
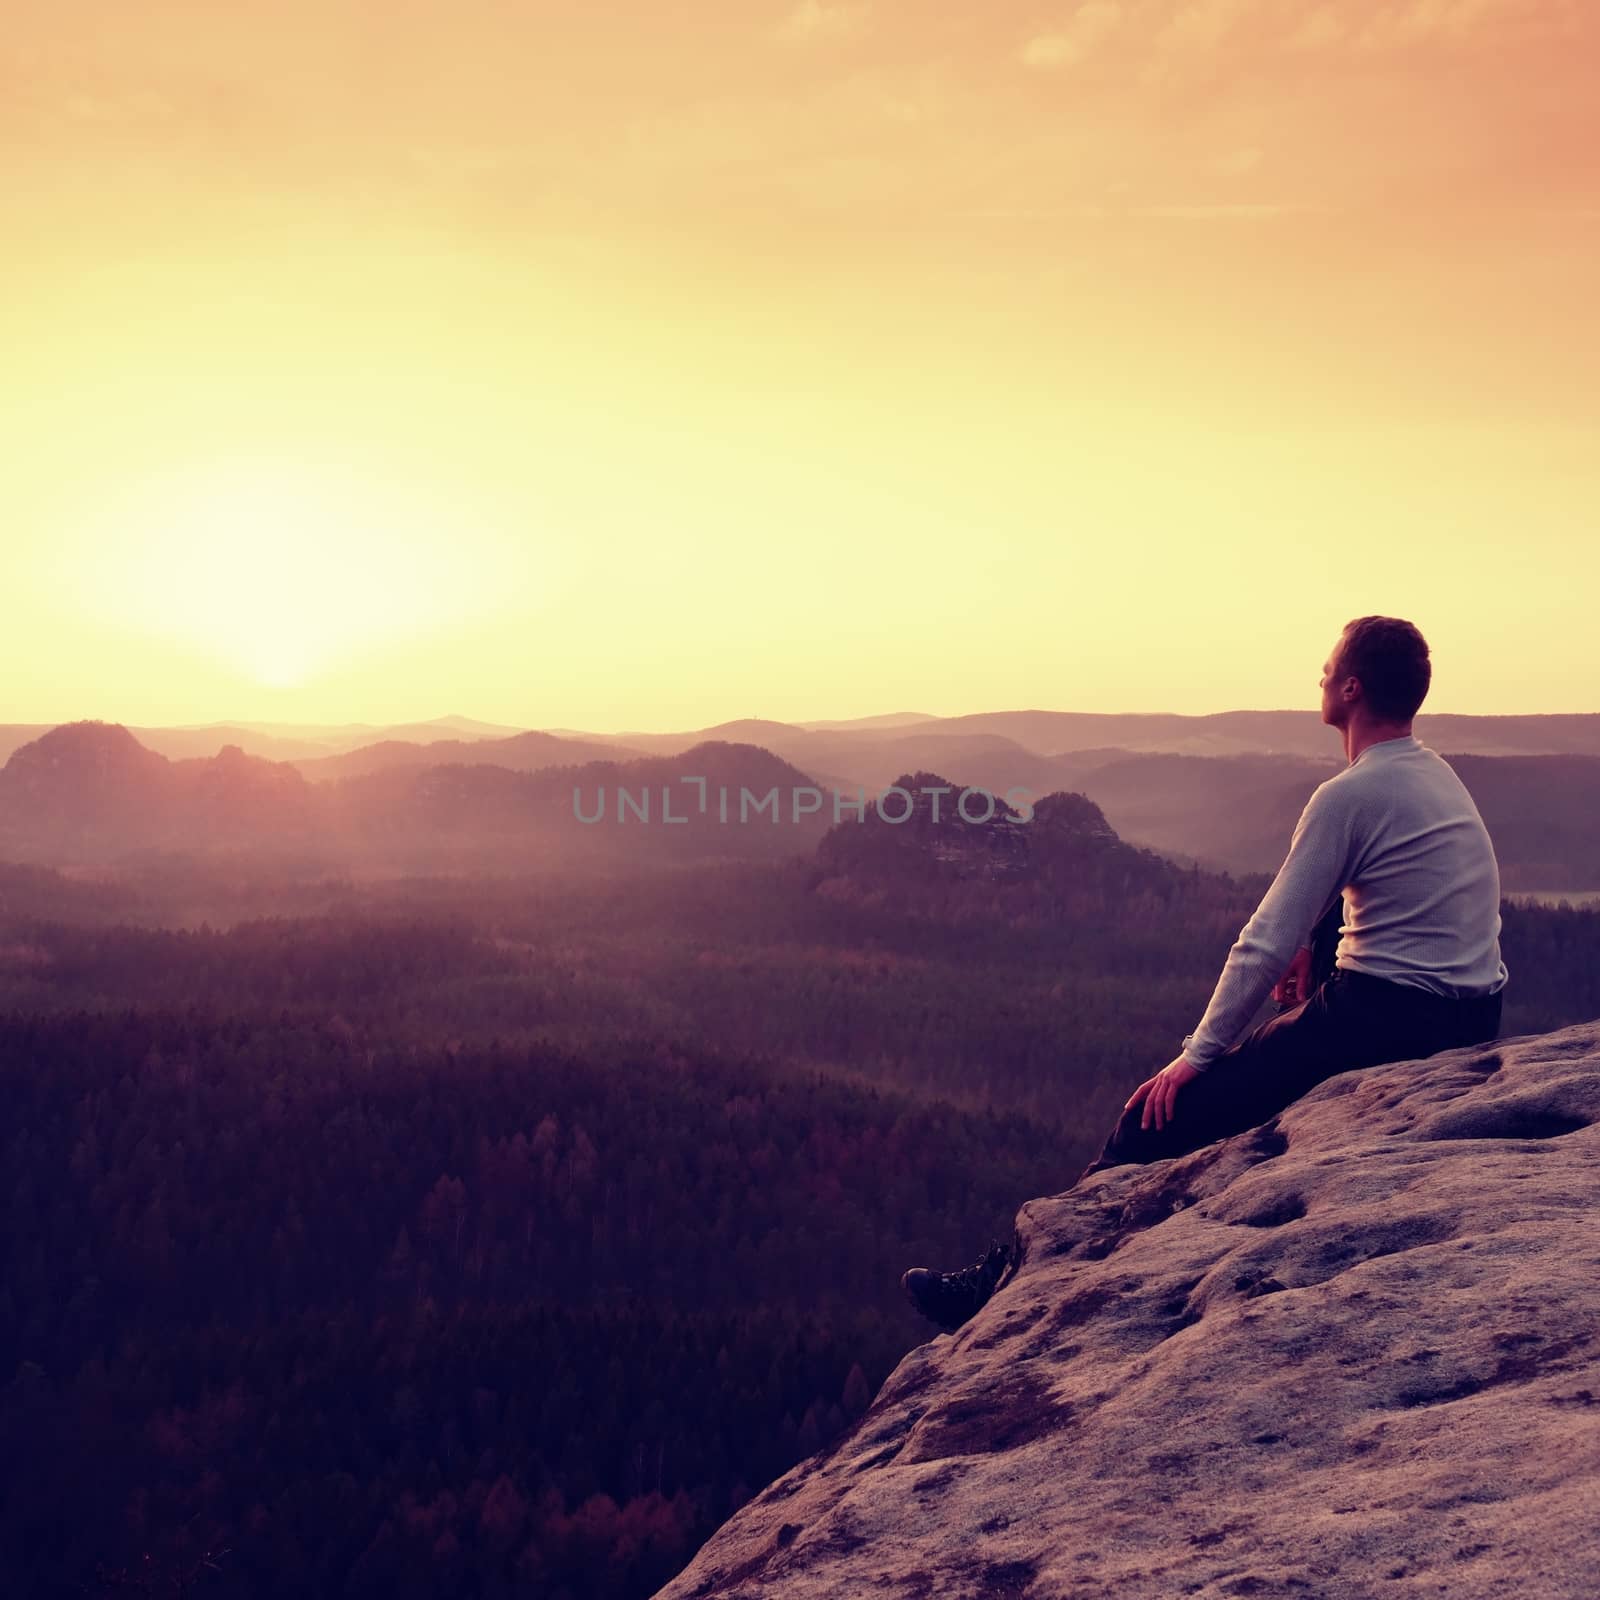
top-left (6, 705), bottom-right (1600, 738)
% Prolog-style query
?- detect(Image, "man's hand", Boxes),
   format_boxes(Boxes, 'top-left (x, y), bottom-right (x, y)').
top-left (1272, 945), bottom-right (1313, 1007)
top-left (1124, 1055), bottom-right (1204, 1133)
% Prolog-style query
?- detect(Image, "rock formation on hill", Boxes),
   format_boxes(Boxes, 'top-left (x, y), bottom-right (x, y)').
top-left (812, 771), bottom-right (1173, 895)
top-left (655, 1022), bottom-right (1600, 1600)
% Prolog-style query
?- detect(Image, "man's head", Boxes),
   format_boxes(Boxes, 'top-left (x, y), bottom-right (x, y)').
top-left (1320, 616), bottom-right (1431, 730)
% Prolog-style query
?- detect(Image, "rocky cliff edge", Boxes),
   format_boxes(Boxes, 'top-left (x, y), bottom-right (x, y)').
top-left (656, 1023), bottom-right (1600, 1600)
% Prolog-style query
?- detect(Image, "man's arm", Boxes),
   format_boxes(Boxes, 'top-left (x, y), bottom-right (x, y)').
top-left (1181, 782), bottom-right (1355, 1070)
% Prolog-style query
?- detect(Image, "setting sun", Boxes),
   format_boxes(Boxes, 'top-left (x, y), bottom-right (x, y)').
top-left (62, 456), bottom-right (527, 690)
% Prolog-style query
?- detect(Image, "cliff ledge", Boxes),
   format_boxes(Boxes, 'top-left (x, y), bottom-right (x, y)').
top-left (656, 1022), bottom-right (1600, 1600)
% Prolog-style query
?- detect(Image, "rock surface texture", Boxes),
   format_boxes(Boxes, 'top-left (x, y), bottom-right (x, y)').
top-left (655, 1023), bottom-right (1600, 1599)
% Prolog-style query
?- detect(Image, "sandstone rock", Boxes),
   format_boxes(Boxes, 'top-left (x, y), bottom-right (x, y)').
top-left (655, 1023), bottom-right (1600, 1599)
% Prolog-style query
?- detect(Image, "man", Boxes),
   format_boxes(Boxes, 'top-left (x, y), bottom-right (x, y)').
top-left (902, 615), bottom-right (1508, 1332)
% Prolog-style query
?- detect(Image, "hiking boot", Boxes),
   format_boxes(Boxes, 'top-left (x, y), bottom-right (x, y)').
top-left (901, 1238), bottom-right (1013, 1331)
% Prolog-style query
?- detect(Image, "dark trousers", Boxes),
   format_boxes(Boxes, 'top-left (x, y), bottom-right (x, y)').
top-left (1074, 939), bottom-right (1504, 1183)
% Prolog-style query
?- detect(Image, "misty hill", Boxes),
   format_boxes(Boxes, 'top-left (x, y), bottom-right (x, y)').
top-left (355, 713), bottom-right (526, 743)
top-left (0, 722), bottom-right (324, 858)
top-left (318, 738), bottom-right (839, 867)
top-left (133, 725), bottom-right (336, 762)
top-left (1057, 751), bottom-right (1344, 872)
top-left (1060, 750), bottom-right (1600, 892)
top-left (0, 720), bottom-right (173, 819)
top-left (926, 708), bottom-right (1600, 760)
top-left (13, 706), bottom-right (1600, 782)
top-left (144, 715), bottom-right (525, 764)
top-left (517, 724), bottom-right (1104, 804)
top-left (584, 719), bottom-right (810, 759)
top-left (0, 725), bottom-right (851, 868)
top-left (218, 712), bottom-right (527, 749)
top-left (295, 728), bottom-right (640, 782)
top-left (0, 729), bottom-right (829, 871)
top-left (793, 712), bottom-right (939, 732)
top-left (820, 732), bottom-right (1075, 801)
top-left (172, 743), bottom-right (323, 833)
top-left (929, 708), bottom-right (1322, 757)
top-left (541, 710), bottom-right (1600, 769)
top-left (1427, 754), bottom-right (1600, 892)
top-left (0, 717), bottom-right (533, 767)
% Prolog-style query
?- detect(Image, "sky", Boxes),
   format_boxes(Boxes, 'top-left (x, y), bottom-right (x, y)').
top-left (3, 0), bottom-right (1597, 729)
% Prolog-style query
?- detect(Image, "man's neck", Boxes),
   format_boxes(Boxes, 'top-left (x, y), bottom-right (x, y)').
top-left (1342, 722), bottom-right (1415, 764)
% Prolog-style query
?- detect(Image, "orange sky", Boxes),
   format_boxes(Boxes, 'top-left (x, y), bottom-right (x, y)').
top-left (4, 0), bottom-right (1597, 728)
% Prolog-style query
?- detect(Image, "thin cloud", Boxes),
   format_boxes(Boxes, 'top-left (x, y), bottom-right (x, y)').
top-left (1116, 0), bottom-right (1589, 64)
top-left (949, 201), bottom-right (1326, 222)
top-left (1154, 0), bottom-right (1257, 54)
top-left (1150, 0), bottom-right (1586, 56)
top-left (1211, 145), bottom-right (1264, 177)
top-left (1350, 0), bottom-right (1574, 50)
top-left (57, 89), bottom-right (175, 127)
top-left (773, 1), bottom-right (869, 45)
top-left (953, 204), bottom-right (1113, 220)
top-left (1020, 2), bottom-right (1123, 70)
top-left (1132, 202), bottom-right (1326, 218)
top-left (1285, 6), bottom-right (1346, 51)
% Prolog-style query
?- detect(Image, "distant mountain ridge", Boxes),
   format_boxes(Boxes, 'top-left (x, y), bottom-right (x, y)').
top-left (8, 708), bottom-right (1600, 774)
top-left (325, 737), bottom-right (832, 859)
top-left (5, 718), bottom-right (1600, 890)
top-left (532, 710), bottom-right (1600, 765)
top-left (0, 715), bottom-right (529, 767)
top-left (294, 729), bottom-right (643, 782)
top-left (0, 723), bottom-right (838, 868)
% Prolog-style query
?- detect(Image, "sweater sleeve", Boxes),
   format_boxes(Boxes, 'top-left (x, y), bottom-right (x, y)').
top-left (1181, 780), bottom-right (1356, 1070)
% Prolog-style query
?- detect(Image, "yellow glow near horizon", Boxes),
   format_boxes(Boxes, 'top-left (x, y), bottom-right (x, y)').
top-left (65, 457), bottom-right (530, 691)
top-left (3, 1), bottom-right (1598, 727)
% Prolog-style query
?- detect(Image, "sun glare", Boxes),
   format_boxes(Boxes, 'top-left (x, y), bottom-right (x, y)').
top-left (71, 457), bottom-right (516, 690)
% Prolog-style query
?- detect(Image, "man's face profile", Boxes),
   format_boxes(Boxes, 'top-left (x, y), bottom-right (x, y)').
top-left (1321, 640), bottom-right (1355, 729)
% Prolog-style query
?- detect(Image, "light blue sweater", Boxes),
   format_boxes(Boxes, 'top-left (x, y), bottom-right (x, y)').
top-left (1181, 733), bottom-right (1509, 1070)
